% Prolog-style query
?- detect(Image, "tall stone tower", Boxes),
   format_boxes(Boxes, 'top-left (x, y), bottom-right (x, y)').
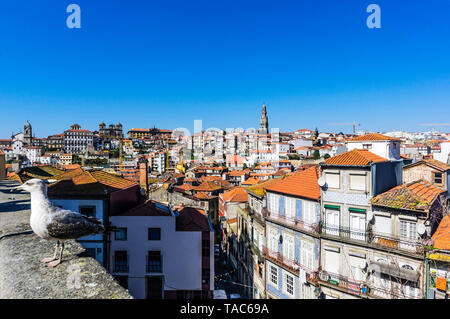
top-left (23, 120), bottom-right (32, 145)
top-left (259, 104), bottom-right (269, 134)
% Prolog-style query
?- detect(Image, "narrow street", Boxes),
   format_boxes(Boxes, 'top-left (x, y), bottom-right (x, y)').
top-left (214, 247), bottom-right (246, 298)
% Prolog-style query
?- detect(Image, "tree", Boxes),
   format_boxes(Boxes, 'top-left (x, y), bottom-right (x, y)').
top-left (313, 150), bottom-right (320, 160)
top-left (324, 153), bottom-right (331, 159)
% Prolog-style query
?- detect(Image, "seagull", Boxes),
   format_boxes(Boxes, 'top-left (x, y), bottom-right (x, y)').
top-left (12, 178), bottom-right (105, 268)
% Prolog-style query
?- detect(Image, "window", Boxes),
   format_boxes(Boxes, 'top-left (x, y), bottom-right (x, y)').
top-left (325, 172), bottom-right (340, 189)
top-left (325, 209), bottom-right (340, 236)
top-left (269, 193), bottom-right (279, 214)
top-left (283, 272), bottom-right (295, 296)
top-left (79, 206), bottom-right (96, 218)
top-left (363, 144), bottom-right (372, 150)
top-left (349, 213), bottom-right (366, 241)
top-left (147, 251), bottom-right (162, 272)
top-left (349, 174), bottom-right (366, 191)
top-left (400, 220), bottom-right (416, 240)
top-left (301, 240), bottom-right (314, 270)
top-left (301, 282), bottom-right (314, 299)
top-left (115, 228), bottom-right (127, 241)
top-left (268, 228), bottom-right (278, 253)
top-left (285, 197), bottom-right (296, 220)
top-left (303, 201), bottom-right (316, 224)
top-left (433, 172), bottom-right (443, 185)
top-left (282, 233), bottom-right (295, 261)
top-left (114, 251), bottom-right (128, 273)
top-left (148, 228), bottom-right (161, 240)
top-left (269, 265), bottom-right (278, 286)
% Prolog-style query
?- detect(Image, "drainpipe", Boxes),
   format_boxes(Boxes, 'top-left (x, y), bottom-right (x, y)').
top-left (425, 257), bottom-right (428, 299)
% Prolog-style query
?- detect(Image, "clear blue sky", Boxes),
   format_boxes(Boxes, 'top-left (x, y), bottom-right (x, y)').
top-left (0, 0), bottom-right (449, 138)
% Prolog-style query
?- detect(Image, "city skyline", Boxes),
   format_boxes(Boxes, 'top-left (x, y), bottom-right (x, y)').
top-left (1, 0), bottom-right (449, 137)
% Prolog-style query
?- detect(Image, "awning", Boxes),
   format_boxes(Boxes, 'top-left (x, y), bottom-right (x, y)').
top-left (369, 261), bottom-right (420, 282)
top-left (349, 207), bottom-right (366, 213)
top-left (324, 204), bottom-right (340, 210)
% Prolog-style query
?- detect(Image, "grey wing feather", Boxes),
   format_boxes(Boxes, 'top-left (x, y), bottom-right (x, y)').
top-left (47, 210), bottom-right (105, 240)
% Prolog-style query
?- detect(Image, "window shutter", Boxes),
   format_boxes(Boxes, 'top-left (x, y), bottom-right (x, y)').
top-left (279, 196), bottom-right (285, 216)
top-left (296, 199), bottom-right (302, 219)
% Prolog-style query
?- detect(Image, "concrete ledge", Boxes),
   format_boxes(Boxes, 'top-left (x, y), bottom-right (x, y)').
top-left (0, 181), bottom-right (133, 299)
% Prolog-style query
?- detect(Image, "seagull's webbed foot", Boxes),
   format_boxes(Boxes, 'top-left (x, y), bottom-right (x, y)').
top-left (47, 260), bottom-right (61, 268)
top-left (42, 241), bottom-right (60, 264)
top-left (40, 257), bottom-right (57, 263)
top-left (47, 242), bottom-right (64, 268)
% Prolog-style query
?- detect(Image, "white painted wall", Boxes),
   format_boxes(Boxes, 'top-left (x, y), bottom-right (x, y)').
top-left (347, 140), bottom-right (400, 160)
top-left (109, 215), bottom-right (213, 299)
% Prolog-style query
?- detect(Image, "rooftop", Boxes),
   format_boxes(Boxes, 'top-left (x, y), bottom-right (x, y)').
top-left (348, 132), bottom-right (401, 142)
top-left (322, 149), bottom-right (387, 166)
top-left (264, 166), bottom-right (321, 201)
top-left (371, 180), bottom-right (446, 212)
top-left (404, 158), bottom-right (450, 172)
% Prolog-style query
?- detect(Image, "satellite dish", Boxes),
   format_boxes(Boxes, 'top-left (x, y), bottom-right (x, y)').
top-left (318, 176), bottom-right (326, 187)
top-left (367, 211), bottom-right (374, 222)
top-left (359, 260), bottom-right (368, 269)
top-left (417, 223), bottom-right (426, 236)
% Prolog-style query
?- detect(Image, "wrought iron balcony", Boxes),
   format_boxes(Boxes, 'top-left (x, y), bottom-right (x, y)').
top-left (263, 208), bottom-right (319, 234)
top-left (366, 283), bottom-right (423, 299)
top-left (369, 232), bottom-right (424, 256)
top-left (319, 222), bottom-right (369, 242)
top-left (317, 270), bottom-right (367, 296)
top-left (318, 223), bottom-right (425, 256)
top-left (262, 246), bottom-right (317, 283)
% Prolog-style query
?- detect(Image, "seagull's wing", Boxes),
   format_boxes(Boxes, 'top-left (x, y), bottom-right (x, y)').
top-left (46, 209), bottom-right (105, 240)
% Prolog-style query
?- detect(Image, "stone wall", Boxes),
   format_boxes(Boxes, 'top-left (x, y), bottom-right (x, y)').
top-left (0, 180), bottom-right (132, 299)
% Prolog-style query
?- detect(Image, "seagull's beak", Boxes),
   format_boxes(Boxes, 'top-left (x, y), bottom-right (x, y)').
top-left (11, 184), bottom-right (25, 192)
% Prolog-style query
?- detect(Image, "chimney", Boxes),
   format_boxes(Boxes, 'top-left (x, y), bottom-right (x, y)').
top-left (139, 156), bottom-right (149, 193)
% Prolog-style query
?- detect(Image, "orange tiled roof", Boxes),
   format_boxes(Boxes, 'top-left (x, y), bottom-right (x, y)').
top-left (431, 215), bottom-right (450, 250)
top-left (264, 166), bottom-right (321, 200)
top-left (48, 168), bottom-right (137, 195)
top-left (176, 183), bottom-right (196, 192)
top-left (371, 180), bottom-right (445, 212)
top-left (419, 158), bottom-right (449, 171)
top-left (195, 181), bottom-right (222, 192)
top-left (221, 187), bottom-right (248, 203)
top-left (242, 177), bottom-right (262, 185)
top-left (323, 149), bottom-right (387, 166)
top-left (64, 164), bottom-right (81, 170)
top-left (348, 133), bottom-right (400, 141)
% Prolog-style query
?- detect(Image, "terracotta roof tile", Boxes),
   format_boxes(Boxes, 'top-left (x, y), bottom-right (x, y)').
top-left (431, 215), bottom-right (450, 250)
top-left (221, 187), bottom-right (248, 203)
top-left (242, 177), bottom-right (262, 185)
top-left (264, 166), bottom-right (321, 200)
top-left (323, 149), bottom-right (387, 166)
top-left (404, 158), bottom-right (450, 171)
top-left (348, 133), bottom-right (401, 141)
top-left (371, 180), bottom-right (445, 212)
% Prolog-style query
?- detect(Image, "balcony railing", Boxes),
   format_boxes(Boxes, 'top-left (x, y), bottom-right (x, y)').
top-left (367, 283), bottom-right (422, 299)
top-left (318, 223), bottom-right (425, 255)
top-left (264, 209), bottom-right (319, 234)
top-left (319, 222), bottom-right (369, 243)
top-left (369, 232), bottom-right (424, 255)
top-left (318, 270), bottom-right (367, 296)
top-left (262, 246), bottom-right (317, 283)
